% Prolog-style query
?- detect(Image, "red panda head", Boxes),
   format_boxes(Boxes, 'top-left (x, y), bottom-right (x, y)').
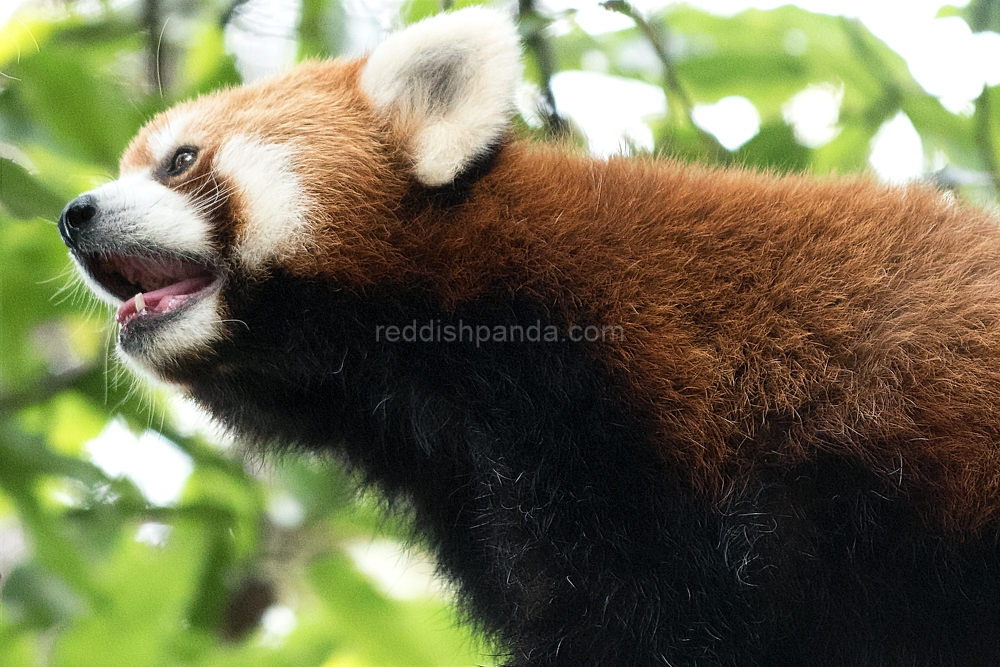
top-left (57, 8), bottom-right (522, 381)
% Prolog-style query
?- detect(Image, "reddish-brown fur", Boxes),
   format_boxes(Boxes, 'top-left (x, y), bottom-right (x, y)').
top-left (123, 59), bottom-right (1000, 536)
top-left (382, 147), bottom-right (1000, 535)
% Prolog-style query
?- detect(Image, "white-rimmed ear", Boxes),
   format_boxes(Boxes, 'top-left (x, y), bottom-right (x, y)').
top-left (360, 7), bottom-right (522, 187)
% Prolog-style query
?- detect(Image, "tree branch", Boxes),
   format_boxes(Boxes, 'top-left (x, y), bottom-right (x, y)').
top-left (141, 0), bottom-right (163, 95)
top-left (601, 1), bottom-right (725, 158)
top-left (0, 365), bottom-right (99, 416)
top-left (518, 0), bottom-right (571, 138)
top-left (602, 1), bottom-right (691, 115)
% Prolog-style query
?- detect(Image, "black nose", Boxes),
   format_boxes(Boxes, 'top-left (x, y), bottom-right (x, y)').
top-left (58, 194), bottom-right (98, 247)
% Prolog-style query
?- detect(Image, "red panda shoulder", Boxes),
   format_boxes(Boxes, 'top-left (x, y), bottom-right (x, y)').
top-left (371, 144), bottom-right (1000, 531)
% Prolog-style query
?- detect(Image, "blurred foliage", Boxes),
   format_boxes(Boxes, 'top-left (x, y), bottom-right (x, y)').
top-left (2, 0), bottom-right (1000, 665)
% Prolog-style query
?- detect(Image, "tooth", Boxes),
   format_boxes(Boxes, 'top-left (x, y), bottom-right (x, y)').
top-left (135, 292), bottom-right (146, 313)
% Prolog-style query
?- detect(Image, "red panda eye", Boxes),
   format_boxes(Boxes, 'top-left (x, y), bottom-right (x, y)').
top-left (166, 147), bottom-right (198, 176)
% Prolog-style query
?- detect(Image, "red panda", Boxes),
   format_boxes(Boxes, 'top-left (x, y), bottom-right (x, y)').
top-left (57, 7), bottom-right (1000, 666)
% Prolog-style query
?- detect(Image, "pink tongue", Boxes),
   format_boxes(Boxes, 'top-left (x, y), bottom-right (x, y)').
top-left (115, 276), bottom-right (215, 325)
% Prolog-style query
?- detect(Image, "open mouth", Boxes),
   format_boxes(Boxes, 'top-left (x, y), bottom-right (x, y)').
top-left (80, 252), bottom-right (218, 327)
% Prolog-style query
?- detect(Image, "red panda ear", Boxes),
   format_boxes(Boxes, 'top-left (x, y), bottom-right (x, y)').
top-left (360, 8), bottom-right (522, 187)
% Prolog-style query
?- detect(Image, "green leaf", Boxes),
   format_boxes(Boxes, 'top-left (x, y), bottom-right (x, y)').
top-left (0, 158), bottom-right (65, 219)
top-left (903, 92), bottom-right (978, 170)
top-left (936, 4), bottom-right (967, 19)
top-left (735, 121), bottom-right (812, 172)
top-left (49, 520), bottom-right (215, 667)
top-left (401, 0), bottom-right (441, 24)
top-left (965, 0), bottom-right (1000, 32)
top-left (309, 552), bottom-right (493, 667)
top-left (810, 122), bottom-right (878, 173)
top-left (0, 20), bottom-right (152, 170)
top-left (177, 22), bottom-right (242, 98)
top-left (0, 425), bottom-right (102, 601)
top-left (1, 562), bottom-right (86, 629)
top-left (298, 0), bottom-right (347, 60)
top-left (665, 7), bottom-right (913, 116)
top-left (0, 617), bottom-right (37, 667)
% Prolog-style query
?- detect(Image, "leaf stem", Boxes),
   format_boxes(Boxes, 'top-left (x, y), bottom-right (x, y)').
top-left (601, 1), bottom-right (725, 158)
top-left (518, 0), bottom-right (571, 138)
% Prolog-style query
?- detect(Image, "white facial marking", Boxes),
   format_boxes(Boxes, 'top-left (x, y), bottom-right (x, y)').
top-left (89, 170), bottom-right (214, 257)
top-left (150, 292), bottom-right (222, 360)
top-left (148, 109), bottom-right (199, 165)
top-left (71, 171), bottom-right (214, 309)
top-left (213, 135), bottom-right (309, 270)
top-left (121, 291), bottom-right (224, 376)
top-left (66, 167), bottom-right (224, 374)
